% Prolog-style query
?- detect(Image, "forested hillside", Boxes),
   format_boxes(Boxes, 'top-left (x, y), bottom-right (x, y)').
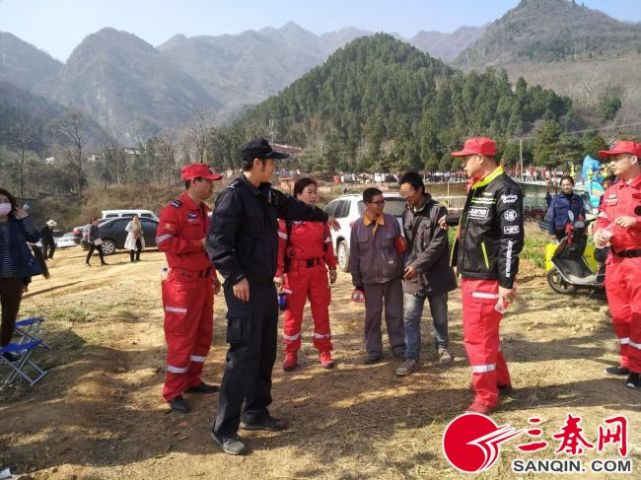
top-left (225, 34), bottom-right (574, 172)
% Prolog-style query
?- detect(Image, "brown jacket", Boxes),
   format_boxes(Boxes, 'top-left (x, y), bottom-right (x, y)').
top-left (350, 212), bottom-right (403, 287)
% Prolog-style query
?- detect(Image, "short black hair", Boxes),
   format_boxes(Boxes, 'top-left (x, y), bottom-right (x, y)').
top-left (184, 177), bottom-right (203, 189)
top-left (240, 156), bottom-right (268, 172)
top-left (363, 187), bottom-right (383, 204)
top-left (560, 175), bottom-right (575, 186)
top-left (399, 171), bottom-right (425, 195)
top-left (293, 177), bottom-right (317, 197)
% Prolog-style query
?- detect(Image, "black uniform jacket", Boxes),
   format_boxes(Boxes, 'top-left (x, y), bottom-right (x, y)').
top-left (207, 175), bottom-right (328, 286)
top-left (451, 167), bottom-right (524, 289)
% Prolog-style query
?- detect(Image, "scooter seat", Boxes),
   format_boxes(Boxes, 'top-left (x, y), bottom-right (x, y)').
top-left (567, 273), bottom-right (598, 285)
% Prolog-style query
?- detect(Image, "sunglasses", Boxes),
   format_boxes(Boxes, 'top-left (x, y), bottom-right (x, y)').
top-left (369, 200), bottom-right (385, 206)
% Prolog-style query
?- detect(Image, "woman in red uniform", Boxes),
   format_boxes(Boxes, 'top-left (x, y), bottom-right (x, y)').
top-left (276, 178), bottom-right (337, 371)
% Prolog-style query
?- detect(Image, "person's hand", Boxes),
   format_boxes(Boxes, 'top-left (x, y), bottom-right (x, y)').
top-left (213, 277), bottom-right (221, 295)
top-left (403, 265), bottom-right (417, 281)
top-left (438, 214), bottom-right (449, 230)
top-left (615, 216), bottom-right (637, 228)
top-left (273, 275), bottom-right (283, 289)
top-left (498, 286), bottom-right (516, 309)
top-left (593, 229), bottom-right (611, 248)
top-left (233, 278), bottom-right (250, 302)
top-left (13, 207), bottom-right (28, 219)
top-left (351, 288), bottom-right (365, 303)
top-left (327, 217), bottom-right (340, 231)
top-left (329, 269), bottom-right (337, 284)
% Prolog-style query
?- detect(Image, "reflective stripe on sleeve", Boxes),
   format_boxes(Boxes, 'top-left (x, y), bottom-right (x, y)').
top-left (156, 233), bottom-right (174, 244)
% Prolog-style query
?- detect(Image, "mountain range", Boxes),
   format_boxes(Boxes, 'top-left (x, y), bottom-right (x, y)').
top-left (1, 0), bottom-right (640, 147)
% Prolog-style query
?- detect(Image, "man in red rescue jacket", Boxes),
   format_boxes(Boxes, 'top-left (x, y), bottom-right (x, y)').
top-left (156, 163), bottom-right (223, 413)
top-left (593, 140), bottom-right (641, 388)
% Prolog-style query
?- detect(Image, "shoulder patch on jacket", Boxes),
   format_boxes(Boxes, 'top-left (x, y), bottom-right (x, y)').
top-left (226, 179), bottom-right (242, 191)
top-left (171, 199), bottom-right (182, 208)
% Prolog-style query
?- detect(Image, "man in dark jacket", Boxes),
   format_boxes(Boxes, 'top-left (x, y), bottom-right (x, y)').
top-left (396, 172), bottom-right (457, 376)
top-left (451, 137), bottom-right (524, 414)
top-left (41, 220), bottom-right (57, 259)
top-left (206, 138), bottom-right (337, 455)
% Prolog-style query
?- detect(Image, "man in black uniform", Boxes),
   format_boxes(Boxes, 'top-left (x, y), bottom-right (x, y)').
top-left (206, 138), bottom-right (337, 455)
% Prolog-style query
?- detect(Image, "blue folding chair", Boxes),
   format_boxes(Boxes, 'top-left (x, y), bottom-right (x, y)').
top-left (14, 316), bottom-right (50, 350)
top-left (0, 341), bottom-right (48, 386)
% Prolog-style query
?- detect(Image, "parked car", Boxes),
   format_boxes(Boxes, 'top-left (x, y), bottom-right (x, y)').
top-left (55, 232), bottom-right (77, 248)
top-left (79, 217), bottom-right (159, 255)
top-left (324, 193), bottom-right (406, 272)
top-left (101, 209), bottom-right (159, 221)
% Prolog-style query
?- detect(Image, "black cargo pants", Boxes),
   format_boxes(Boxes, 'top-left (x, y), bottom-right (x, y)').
top-left (213, 281), bottom-right (279, 436)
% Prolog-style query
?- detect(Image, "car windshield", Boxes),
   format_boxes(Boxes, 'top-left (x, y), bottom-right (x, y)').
top-left (357, 197), bottom-right (406, 217)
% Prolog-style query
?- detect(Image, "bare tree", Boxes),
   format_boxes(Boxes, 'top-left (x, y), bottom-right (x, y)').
top-left (7, 121), bottom-right (36, 197)
top-left (53, 111), bottom-right (86, 201)
top-left (185, 110), bottom-right (216, 163)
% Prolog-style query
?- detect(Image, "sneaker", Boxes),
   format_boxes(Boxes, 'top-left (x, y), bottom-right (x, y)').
top-left (396, 359), bottom-right (417, 377)
top-left (211, 430), bottom-right (247, 455)
top-left (626, 372), bottom-right (641, 388)
top-left (240, 415), bottom-right (287, 432)
top-left (319, 351), bottom-right (334, 369)
top-left (186, 382), bottom-right (219, 394)
top-left (283, 352), bottom-right (298, 372)
top-left (169, 395), bottom-right (189, 413)
top-left (2, 352), bottom-right (19, 362)
top-left (498, 384), bottom-right (514, 395)
top-left (466, 401), bottom-right (495, 414)
top-left (438, 347), bottom-right (454, 364)
top-left (605, 365), bottom-right (630, 376)
top-left (364, 353), bottom-right (383, 365)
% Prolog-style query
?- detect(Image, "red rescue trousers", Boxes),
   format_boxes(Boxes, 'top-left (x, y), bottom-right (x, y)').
top-left (161, 269), bottom-right (213, 401)
top-left (605, 255), bottom-right (641, 372)
top-left (283, 262), bottom-right (332, 353)
top-left (461, 278), bottom-right (511, 409)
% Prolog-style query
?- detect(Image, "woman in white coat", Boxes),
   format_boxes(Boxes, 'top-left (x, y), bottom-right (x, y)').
top-left (125, 215), bottom-right (145, 262)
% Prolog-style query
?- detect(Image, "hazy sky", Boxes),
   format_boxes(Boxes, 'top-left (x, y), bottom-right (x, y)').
top-left (1, 0), bottom-right (640, 62)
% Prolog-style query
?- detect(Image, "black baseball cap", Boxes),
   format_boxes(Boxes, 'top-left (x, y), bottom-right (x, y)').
top-left (240, 138), bottom-right (290, 162)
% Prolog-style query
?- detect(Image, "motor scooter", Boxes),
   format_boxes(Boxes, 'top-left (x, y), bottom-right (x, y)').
top-left (546, 211), bottom-right (604, 294)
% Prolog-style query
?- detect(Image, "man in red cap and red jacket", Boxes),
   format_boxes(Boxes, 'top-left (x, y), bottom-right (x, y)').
top-left (451, 137), bottom-right (524, 414)
top-left (156, 163), bottom-right (223, 413)
top-left (593, 140), bottom-right (641, 388)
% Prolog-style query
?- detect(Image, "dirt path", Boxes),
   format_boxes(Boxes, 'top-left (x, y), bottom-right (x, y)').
top-left (1, 246), bottom-right (640, 479)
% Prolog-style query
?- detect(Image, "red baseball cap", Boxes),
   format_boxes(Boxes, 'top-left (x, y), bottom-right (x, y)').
top-left (598, 140), bottom-right (641, 159)
top-left (181, 163), bottom-right (223, 181)
top-left (451, 137), bottom-right (496, 157)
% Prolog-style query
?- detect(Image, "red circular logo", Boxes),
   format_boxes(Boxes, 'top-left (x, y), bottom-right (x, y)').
top-left (443, 413), bottom-right (521, 473)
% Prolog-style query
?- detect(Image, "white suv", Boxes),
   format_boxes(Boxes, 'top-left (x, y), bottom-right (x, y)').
top-left (324, 192), bottom-right (406, 272)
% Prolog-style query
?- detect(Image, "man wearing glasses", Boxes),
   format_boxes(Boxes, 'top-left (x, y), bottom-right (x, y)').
top-left (349, 187), bottom-right (406, 364)
top-left (594, 141), bottom-right (641, 389)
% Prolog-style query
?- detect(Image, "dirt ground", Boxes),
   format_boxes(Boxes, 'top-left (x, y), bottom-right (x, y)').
top-left (1, 241), bottom-right (640, 480)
